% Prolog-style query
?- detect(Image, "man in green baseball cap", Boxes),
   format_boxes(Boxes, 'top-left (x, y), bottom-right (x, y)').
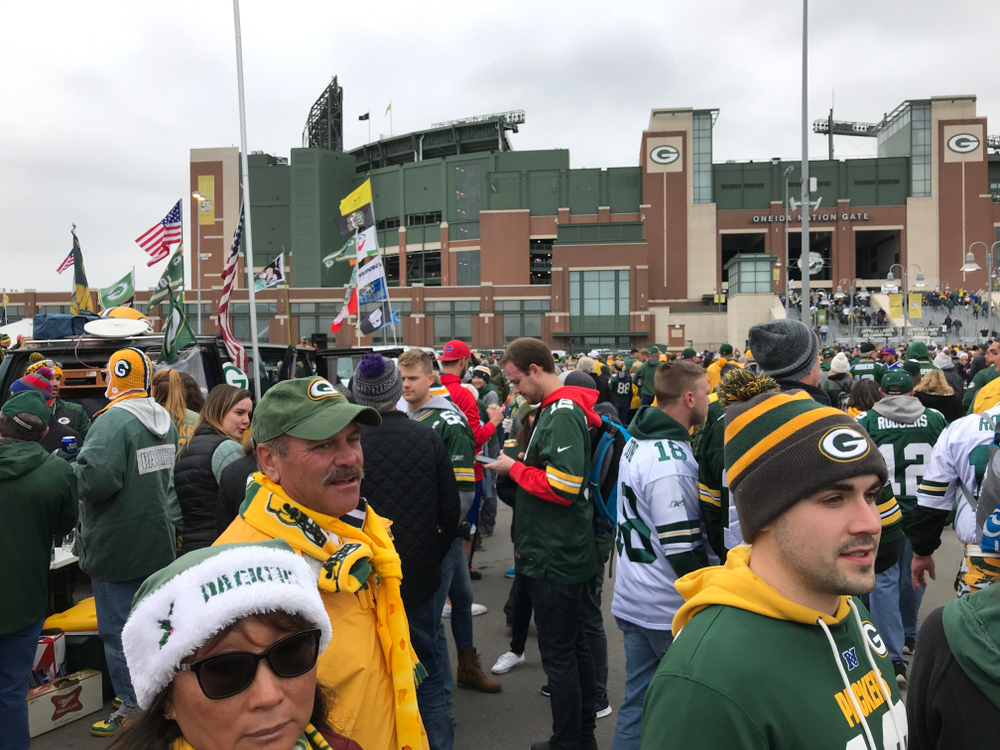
top-left (680, 348), bottom-right (700, 363)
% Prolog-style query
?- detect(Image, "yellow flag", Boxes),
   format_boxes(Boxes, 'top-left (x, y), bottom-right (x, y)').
top-left (908, 293), bottom-right (923, 319)
top-left (888, 294), bottom-right (903, 319)
top-left (340, 179), bottom-right (373, 217)
top-left (197, 175), bottom-right (215, 226)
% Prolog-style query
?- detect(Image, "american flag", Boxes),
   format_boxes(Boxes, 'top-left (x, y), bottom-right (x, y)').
top-left (135, 200), bottom-right (182, 267)
top-left (56, 250), bottom-right (74, 274)
top-left (218, 203), bottom-right (248, 372)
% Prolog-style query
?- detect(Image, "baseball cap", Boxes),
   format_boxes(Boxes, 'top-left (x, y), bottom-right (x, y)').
top-left (720, 343), bottom-right (734, 355)
top-left (681, 348), bottom-right (698, 359)
top-left (1, 391), bottom-right (52, 428)
top-left (881, 371), bottom-right (914, 395)
top-left (252, 377), bottom-right (381, 445)
top-left (881, 346), bottom-right (896, 355)
top-left (438, 340), bottom-right (471, 362)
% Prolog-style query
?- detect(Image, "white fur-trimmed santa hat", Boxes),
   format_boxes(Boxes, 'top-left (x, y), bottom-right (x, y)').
top-left (122, 540), bottom-right (332, 709)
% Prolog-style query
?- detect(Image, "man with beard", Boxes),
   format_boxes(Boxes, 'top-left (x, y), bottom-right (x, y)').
top-left (641, 390), bottom-right (907, 749)
top-left (215, 377), bottom-right (429, 750)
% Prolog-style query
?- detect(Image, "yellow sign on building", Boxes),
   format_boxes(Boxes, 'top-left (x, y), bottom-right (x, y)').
top-left (908, 293), bottom-right (923, 319)
top-left (888, 294), bottom-right (903, 319)
top-left (197, 175), bottom-right (215, 226)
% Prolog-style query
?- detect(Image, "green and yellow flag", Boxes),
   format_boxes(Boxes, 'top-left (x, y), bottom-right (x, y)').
top-left (149, 246), bottom-right (185, 307)
top-left (159, 284), bottom-right (197, 364)
top-left (340, 178), bottom-right (373, 217)
top-left (70, 230), bottom-right (95, 315)
top-left (99, 271), bottom-right (135, 310)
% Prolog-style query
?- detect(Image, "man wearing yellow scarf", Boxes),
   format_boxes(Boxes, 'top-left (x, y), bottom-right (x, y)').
top-left (216, 377), bottom-right (429, 750)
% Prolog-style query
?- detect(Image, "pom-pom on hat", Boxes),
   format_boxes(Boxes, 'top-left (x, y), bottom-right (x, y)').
top-left (122, 540), bottom-right (332, 709)
top-left (350, 353), bottom-right (403, 413)
top-left (10, 366), bottom-right (55, 406)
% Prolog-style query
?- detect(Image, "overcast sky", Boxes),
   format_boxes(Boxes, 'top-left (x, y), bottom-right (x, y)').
top-left (3, 0), bottom-right (999, 293)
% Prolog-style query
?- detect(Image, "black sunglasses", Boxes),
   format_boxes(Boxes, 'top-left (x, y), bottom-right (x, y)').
top-left (178, 629), bottom-right (321, 700)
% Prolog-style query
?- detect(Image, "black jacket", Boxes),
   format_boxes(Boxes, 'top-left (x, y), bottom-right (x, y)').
top-left (359, 412), bottom-right (460, 608)
top-left (939, 366), bottom-right (965, 398)
top-left (906, 605), bottom-right (1000, 750)
top-left (216, 453), bottom-right (258, 535)
top-left (916, 390), bottom-right (964, 423)
top-left (174, 426), bottom-right (231, 554)
top-left (776, 378), bottom-right (832, 406)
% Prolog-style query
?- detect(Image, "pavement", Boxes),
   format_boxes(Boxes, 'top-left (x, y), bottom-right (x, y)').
top-left (33, 502), bottom-right (965, 749)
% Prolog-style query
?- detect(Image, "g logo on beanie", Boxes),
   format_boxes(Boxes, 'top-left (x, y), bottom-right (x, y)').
top-left (114, 359), bottom-right (132, 379)
top-left (819, 427), bottom-right (871, 462)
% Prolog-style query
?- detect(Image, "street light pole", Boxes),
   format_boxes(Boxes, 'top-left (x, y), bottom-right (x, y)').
top-left (800, 0), bottom-right (811, 325)
top-left (961, 241), bottom-right (1000, 336)
top-left (784, 166), bottom-right (794, 317)
top-left (192, 192), bottom-right (205, 335)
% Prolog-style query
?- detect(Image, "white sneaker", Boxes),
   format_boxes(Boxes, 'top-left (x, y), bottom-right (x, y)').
top-left (442, 604), bottom-right (452, 618)
top-left (491, 651), bottom-right (525, 674)
top-left (596, 705), bottom-right (613, 719)
top-left (471, 603), bottom-right (488, 616)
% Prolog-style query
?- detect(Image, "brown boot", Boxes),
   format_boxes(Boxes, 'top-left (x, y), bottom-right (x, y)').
top-left (456, 648), bottom-right (502, 692)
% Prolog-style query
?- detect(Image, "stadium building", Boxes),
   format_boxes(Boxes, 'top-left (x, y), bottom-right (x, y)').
top-left (12, 86), bottom-right (1000, 351)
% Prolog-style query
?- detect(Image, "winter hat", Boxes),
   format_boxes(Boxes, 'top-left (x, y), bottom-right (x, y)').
top-left (564, 370), bottom-right (598, 390)
top-left (831, 352), bottom-right (852, 374)
top-left (27, 358), bottom-right (62, 379)
top-left (351, 353), bottom-right (402, 413)
top-left (0, 334), bottom-right (10, 347)
top-left (908, 341), bottom-right (930, 360)
top-left (105, 347), bottom-right (151, 400)
top-left (880, 371), bottom-right (914, 395)
top-left (933, 352), bottom-right (954, 370)
top-left (122, 540), bottom-right (332, 709)
top-left (470, 365), bottom-right (493, 382)
top-left (748, 320), bottom-right (819, 383)
top-left (902, 360), bottom-right (921, 379)
top-left (859, 342), bottom-right (876, 355)
top-left (10, 366), bottom-right (55, 406)
top-left (1, 391), bottom-right (52, 431)
top-left (723, 390), bottom-right (887, 542)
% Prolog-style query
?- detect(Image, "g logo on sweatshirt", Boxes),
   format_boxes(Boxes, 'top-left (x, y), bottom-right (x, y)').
top-left (862, 621), bottom-right (888, 657)
top-left (818, 427), bottom-right (870, 462)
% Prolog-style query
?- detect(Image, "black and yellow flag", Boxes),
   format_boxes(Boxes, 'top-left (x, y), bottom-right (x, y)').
top-left (70, 229), bottom-right (95, 316)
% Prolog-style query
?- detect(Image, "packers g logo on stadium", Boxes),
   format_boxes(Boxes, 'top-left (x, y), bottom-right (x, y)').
top-left (307, 378), bottom-right (339, 401)
top-left (818, 426), bottom-right (870, 462)
top-left (947, 133), bottom-right (980, 154)
top-left (113, 359), bottom-right (132, 379)
top-left (862, 621), bottom-right (888, 657)
top-left (650, 145), bottom-right (680, 165)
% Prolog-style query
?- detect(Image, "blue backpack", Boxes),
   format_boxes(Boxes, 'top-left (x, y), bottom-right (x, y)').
top-left (590, 415), bottom-right (631, 538)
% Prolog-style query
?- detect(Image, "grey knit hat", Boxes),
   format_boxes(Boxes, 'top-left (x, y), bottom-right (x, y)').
top-left (748, 319), bottom-right (819, 383)
top-left (351, 353), bottom-right (402, 413)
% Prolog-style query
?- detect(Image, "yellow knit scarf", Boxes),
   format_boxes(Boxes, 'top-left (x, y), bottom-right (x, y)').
top-left (172, 722), bottom-right (331, 750)
top-left (241, 473), bottom-right (425, 750)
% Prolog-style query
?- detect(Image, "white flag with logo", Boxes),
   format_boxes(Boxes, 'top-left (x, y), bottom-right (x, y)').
top-left (356, 226), bottom-right (378, 264)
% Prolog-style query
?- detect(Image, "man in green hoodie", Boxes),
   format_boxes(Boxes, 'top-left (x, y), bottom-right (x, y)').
top-left (0, 392), bottom-right (77, 750)
top-left (633, 347), bottom-right (660, 406)
top-left (610, 360), bottom-right (712, 750)
top-left (641, 390), bottom-right (907, 750)
top-left (74, 347), bottom-right (179, 736)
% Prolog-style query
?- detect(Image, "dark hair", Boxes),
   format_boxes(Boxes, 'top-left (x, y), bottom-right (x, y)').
top-left (846, 379), bottom-right (882, 412)
top-left (500, 338), bottom-right (555, 375)
top-left (109, 611), bottom-right (335, 750)
top-left (0, 411), bottom-right (45, 442)
top-left (179, 373), bottom-right (205, 413)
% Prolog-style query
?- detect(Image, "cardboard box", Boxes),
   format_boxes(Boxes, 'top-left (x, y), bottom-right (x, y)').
top-left (30, 629), bottom-right (67, 688)
top-left (27, 669), bottom-right (103, 737)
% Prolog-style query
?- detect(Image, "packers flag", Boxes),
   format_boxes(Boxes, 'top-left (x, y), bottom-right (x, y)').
top-left (908, 293), bottom-right (923, 319)
top-left (69, 230), bottom-right (95, 316)
top-left (159, 284), bottom-right (197, 364)
top-left (149, 245), bottom-right (185, 307)
top-left (888, 293), bottom-right (903, 319)
top-left (340, 179), bottom-right (373, 217)
top-left (99, 271), bottom-right (135, 310)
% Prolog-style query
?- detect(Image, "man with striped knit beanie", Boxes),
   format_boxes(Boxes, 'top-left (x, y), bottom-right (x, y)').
top-left (641, 390), bottom-right (909, 749)
top-left (9, 366), bottom-right (83, 456)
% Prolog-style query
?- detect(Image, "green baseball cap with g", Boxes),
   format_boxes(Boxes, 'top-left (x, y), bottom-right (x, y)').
top-left (880, 370), bottom-right (914, 395)
top-left (252, 376), bottom-right (381, 445)
top-left (720, 343), bottom-right (734, 355)
top-left (681, 348), bottom-right (698, 359)
top-left (1, 391), bottom-right (52, 428)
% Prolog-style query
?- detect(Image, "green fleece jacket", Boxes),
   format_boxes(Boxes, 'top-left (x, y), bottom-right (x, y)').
top-left (74, 398), bottom-right (179, 582)
top-left (0, 440), bottom-right (77, 634)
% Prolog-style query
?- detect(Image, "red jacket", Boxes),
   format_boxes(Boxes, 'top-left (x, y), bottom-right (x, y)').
top-left (440, 373), bottom-right (495, 481)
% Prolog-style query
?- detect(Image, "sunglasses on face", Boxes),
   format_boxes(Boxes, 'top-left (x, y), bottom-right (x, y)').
top-left (179, 629), bottom-right (321, 700)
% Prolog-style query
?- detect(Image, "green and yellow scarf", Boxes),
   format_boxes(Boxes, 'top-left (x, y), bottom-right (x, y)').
top-left (241, 473), bottom-right (425, 750)
top-left (174, 722), bottom-right (331, 750)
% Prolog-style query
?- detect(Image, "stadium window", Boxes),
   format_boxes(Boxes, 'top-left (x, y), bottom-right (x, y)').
top-left (230, 302), bottom-right (276, 342)
top-left (376, 217), bottom-right (401, 230)
top-left (384, 254), bottom-right (400, 287)
top-left (406, 250), bottom-right (442, 286)
top-left (428, 300), bottom-right (476, 345)
top-left (496, 299), bottom-right (549, 343)
top-left (693, 111), bottom-right (714, 203)
top-left (456, 250), bottom-right (480, 286)
top-left (407, 211), bottom-right (442, 226)
top-left (530, 239), bottom-right (553, 285)
top-left (455, 164), bottom-right (482, 222)
top-left (568, 270), bottom-right (629, 331)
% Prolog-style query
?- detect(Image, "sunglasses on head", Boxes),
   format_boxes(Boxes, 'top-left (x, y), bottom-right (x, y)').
top-left (179, 628), bottom-right (320, 700)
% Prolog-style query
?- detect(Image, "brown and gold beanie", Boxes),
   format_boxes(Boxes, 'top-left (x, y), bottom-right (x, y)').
top-left (724, 390), bottom-right (887, 542)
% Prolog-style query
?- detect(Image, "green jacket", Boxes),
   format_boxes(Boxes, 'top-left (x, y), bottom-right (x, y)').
top-left (411, 396), bottom-right (477, 513)
top-left (634, 359), bottom-right (660, 398)
top-left (74, 398), bottom-right (179, 582)
top-left (0, 440), bottom-right (76, 634)
top-left (965, 365), bottom-right (998, 413)
top-left (641, 548), bottom-right (906, 750)
top-left (476, 382), bottom-right (500, 409)
top-left (510, 387), bottom-right (597, 584)
top-left (851, 358), bottom-right (887, 384)
top-left (54, 398), bottom-right (91, 439)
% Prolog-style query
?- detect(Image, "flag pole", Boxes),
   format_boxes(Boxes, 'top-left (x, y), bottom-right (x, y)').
top-left (355, 228), bottom-right (362, 350)
top-left (282, 246), bottom-right (292, 345)
top-left (131, 266), bottom-right (136, 309)
top-left (233, 0), bottom-right (262, 402)
top-left (368, 187), bottom-right (397, 347)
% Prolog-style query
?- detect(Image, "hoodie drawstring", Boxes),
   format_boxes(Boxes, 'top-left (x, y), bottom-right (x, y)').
top-left (817, 616), bottom-right (878, 750)
top-left (849, 598), bottom-right (906, 750)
